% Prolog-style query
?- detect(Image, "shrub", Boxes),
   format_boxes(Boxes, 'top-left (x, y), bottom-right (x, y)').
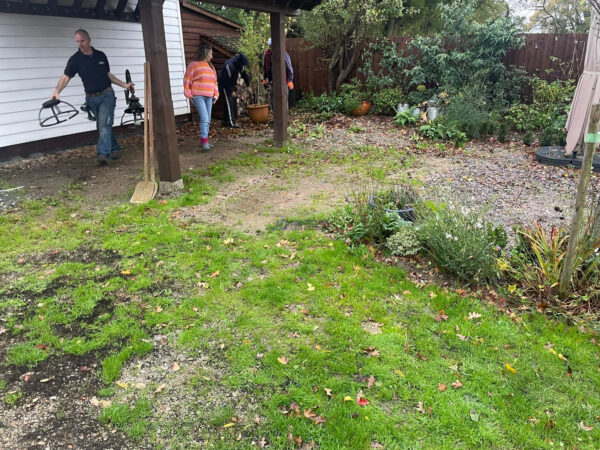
top-left (416, 203), bottom-right (507, 283)
top-left (372, 87), bottom-right (405, 115)
top-left (439, 86), bottom-right (495, 139)
top-left (522, 130), bottom-right (534, 146)
top-left (419, 121), bottom-right (468, 147)
top-left (326, 186), bottom-right (419, 246)
top-left (394, 108), bottom-right (418, 126)
top-left (386, 223), bottom-right (422, 256)
top-left (504, 211), bottom-right (600, 308)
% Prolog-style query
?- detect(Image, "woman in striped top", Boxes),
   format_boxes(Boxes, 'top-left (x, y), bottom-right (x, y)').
top-left (184, 43), bottom-right (219, 151)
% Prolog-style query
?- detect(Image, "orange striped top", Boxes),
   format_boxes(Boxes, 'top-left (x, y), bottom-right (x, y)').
top-left (183, 61), bottom-right (219, 99)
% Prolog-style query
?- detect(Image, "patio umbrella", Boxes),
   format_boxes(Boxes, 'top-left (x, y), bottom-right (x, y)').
top-left (565, 10), bottom-right (600, 156)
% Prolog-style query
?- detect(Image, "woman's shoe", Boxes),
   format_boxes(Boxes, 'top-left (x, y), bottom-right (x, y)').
top-left (201, 142), bottom-right (211, 151)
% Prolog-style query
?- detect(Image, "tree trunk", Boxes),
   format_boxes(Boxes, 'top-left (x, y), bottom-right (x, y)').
top-left (558, 103), bottom-right (600, 299)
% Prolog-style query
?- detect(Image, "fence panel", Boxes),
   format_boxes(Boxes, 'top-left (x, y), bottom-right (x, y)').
top-left (288, 34), bottom-right (588, 95)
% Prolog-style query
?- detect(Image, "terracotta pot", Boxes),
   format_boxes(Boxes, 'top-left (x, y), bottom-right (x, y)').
top-left (351, 101), bottom-right (371, 117)
top-left (247, 104), bottom-right (269, 123)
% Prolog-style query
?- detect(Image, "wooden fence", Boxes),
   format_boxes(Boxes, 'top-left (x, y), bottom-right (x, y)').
top-left (287, 34), bottom-right (587, 95)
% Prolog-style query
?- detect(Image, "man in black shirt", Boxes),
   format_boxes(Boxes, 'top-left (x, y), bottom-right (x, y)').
top-left (51, 29), bottom-right (133, 165)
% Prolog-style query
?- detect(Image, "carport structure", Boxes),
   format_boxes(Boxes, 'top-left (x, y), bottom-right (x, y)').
top-left (0, 0), bottom-right (322, 186)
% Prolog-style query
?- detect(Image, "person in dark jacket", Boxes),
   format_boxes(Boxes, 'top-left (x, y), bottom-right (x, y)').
top-left (263, 38), bottom-right (294, 89)
top-left (263, 38), bottom-right (294, 111)
top-left (218, 53), bottom-right (250, 128)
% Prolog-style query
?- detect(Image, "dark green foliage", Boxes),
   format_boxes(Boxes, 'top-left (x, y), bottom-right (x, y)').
top-left (393, 108), bottom-right (418, 126)
top-left (371, 87), bottom-right (405, 115)
top-left (419, 121), bottom-right (468, 147)
top-left (522, 130), bottom-right (534, 146)
top-left (416, 203), bottom-right (507, 283)
top-left (326, 186), bottom-right (419, 246)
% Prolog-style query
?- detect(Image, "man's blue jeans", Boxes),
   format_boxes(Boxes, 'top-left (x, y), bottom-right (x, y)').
top-left (192, 95), bottom-right (213, 138)
top-left (86, 90), bottom-right (119, 159)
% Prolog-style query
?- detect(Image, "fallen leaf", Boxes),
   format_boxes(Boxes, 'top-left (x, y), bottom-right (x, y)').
top-left (223, 422), bottom-right (235, 428)
top-left (365, 347), bottom-right (380, 358)
top-left (171, 362), bottom-right (181, 372)
top-left (579, 421), bottom-right (594, 432)
top-left (313, 415), bottom-right (326, 425)
top-left (393, 369), bottom-right (405, 378)
top-left (209, 270), bottom-right (220, 278)
top-left (438, 383), bottom-right (447, 391)
top-left (467, 312), bottom-right (482, 320)
top-left (558, 353), bottom-right (568, 362)
top-left (155, 384), bottom-right (166, 393)
top-left (451, 380), bottom-right (463, 389)
top-left (40, 377), bottom-right (54, 383)
top-left (116, 381), bottom-right (128, 389)
top-left (367, 375), bottom-right (375, 389)
top-left (343, 396), bottom-right (354, 402)
top-left (544, 342), bottom-right (554, 349)
top-left (434, 310), bottom-right (448, 322)
top-left (470, 409), bottom-right (479, 422)
top-left (416, 401), bottom-right (426, 414)
top-left (505, 363), bottom-right (517, 374)
top-left (120, 270), bottom-right (131, 275)
top-left (304, 408), bottom-right (316, 419)
top-left (307, 283), bottom-right (315, 291)
top-left (429, 291), bottom-right (437, 299)
top-left (79, 366), bottom-right (92, 372)
top-left (457, 334), bottom-right (468, 341)
top-left (357, 391), bottom-right (370, 406)
top-left (277, 356), bottom-right (289, 365)
top-left (324, 388), bottom-right (333, 398)
top-left (259, 437), bottom-right (267, 448)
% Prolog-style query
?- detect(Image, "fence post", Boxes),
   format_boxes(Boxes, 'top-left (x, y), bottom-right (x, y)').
top-left (558, 104), bottom-right (600, 299)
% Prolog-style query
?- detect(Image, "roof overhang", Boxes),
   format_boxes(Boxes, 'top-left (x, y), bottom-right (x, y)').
top-left (0, 0), bottom-right (141, 22)
top-left (0, 0), bottom-right (322, 21)
top-left (197, 0), bottom-right (322, 17)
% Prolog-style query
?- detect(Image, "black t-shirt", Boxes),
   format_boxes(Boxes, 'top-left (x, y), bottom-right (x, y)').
top-left (64, 48), bottom-right (111, 94)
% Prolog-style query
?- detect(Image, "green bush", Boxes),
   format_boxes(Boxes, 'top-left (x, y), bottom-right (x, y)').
top-left (394, 108), bottom-right (418, 126)
top-left (522, 130), bottom-right (534, 146)
top-left (419, 121), bottom-right (468, 147)
top-left (416, 203), bottom-right (507, 283)
top-left (386, 223), bottom-right (422, 256)
top-left (326, 186), bottom-right (418, 246)
top-left (372, 87), bottom-right (405, 115)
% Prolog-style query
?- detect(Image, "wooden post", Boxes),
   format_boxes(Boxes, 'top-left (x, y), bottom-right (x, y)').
top-left (558, 104), bottom-right (600, 299)
top-left (138, 0), bottom-right (181, 183)
top-left (270, 12), bottom-right (288, 147)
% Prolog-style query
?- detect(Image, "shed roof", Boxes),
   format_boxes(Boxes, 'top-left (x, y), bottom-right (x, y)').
top-left (0, 0), bottom-right (322, 21)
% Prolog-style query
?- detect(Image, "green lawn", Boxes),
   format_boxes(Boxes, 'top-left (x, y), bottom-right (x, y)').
top-left (1, 142), bottom-right (599, 448)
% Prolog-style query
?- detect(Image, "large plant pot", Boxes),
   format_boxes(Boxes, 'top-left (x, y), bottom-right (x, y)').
top-left (247, 104), bottom-right (269, 123)
top-left (351, 101), bottom-right (371, 117)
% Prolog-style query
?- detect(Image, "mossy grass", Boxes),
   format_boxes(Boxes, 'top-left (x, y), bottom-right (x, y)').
top-left (1, 140), bottom-right (599, 447)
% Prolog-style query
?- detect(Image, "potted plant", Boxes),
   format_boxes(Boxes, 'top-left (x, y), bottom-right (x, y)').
top-left (239, 12), bottom-right (270, 123)
top-left (340, 80), bottom-right (371, 116)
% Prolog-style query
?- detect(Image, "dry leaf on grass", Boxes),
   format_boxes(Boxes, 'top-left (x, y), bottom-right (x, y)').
top-left (451, 379), bottom-right (463, 389)
top-left (438, 383), bottom-right (447, 391)
top-left (277, 356), bottom-right (289, 365)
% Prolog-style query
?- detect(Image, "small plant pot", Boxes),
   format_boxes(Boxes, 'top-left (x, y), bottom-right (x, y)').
top-left (351, 101), bottom-right (372, 117)
top-left (247, 104), bottom-right (269, 123)
top-left (368, 195), bottom-right (416, 222)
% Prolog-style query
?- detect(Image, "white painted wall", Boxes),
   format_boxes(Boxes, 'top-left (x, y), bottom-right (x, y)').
top-left (0, 0), bottom-right (189, 150)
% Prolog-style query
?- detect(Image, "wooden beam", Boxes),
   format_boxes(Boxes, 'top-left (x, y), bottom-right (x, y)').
top-left (114, 0), bottom-right (128, 17)
top-left (138, 0), bottom-right (182, 183)
top-left (201, 0), bottom-right (300, 16)
top-left (270, 12), bottom-right (288, 147)
top-left (95, 0), bottom-right (106, 17)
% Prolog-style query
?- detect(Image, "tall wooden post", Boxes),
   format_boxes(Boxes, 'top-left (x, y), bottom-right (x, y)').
top-left (138, 0), bottom-right (181, 184)
top-left (558, 104), bottom-right (600, 298)
top-left (270, 12), bottom-right (288, 147)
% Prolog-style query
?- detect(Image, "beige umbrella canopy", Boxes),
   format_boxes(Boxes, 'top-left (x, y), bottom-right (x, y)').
top-left (565, 9), bottom-right (600, 156)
